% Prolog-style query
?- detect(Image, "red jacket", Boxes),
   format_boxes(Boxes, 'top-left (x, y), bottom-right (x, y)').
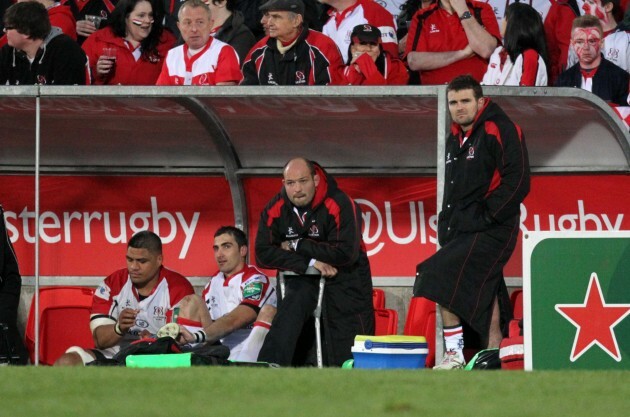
top-left (343, 52), bottom-right (409, 85)
top-left (82, 27), bottom-right (176, 85)
top-left (544, 0), bottom-right (581, 84)
top-left (0, 4), bottom-right (76, 48)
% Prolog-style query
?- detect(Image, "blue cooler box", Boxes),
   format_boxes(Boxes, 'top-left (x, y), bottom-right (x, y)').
top-left (351, 335), bottom-right (428, 369)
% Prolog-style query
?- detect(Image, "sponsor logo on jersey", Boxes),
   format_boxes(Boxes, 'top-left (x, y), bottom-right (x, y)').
top-left (429, 24), bottom-right (439, 34)
top-left (243, 281), bottom-right (263, 301)
top-left (136, 319), bottom-right (150, 328)
top-left (95, 283), bottom-right (111, 300)
top-left (154, 306), bottom-right (165, 316)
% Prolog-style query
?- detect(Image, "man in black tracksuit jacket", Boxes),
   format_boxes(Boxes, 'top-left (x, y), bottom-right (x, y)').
top-left (256, 158), bottom-right (374, 367)
top-left (240, 0), bottom-right (343, 85)
top-left (0, 205), bottom-right (28, 364)
top-left (414, 75), bottom-right (530, 369)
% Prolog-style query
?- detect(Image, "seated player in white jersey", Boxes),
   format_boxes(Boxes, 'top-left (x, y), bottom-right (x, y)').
top-left (54, 231), bottom-right (197, 366)
top-left (174, 226), bottom-right (277, 362)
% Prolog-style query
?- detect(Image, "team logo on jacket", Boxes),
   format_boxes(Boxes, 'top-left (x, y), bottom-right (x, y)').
top-left (295, 71), bottom-right (306, 85)
top-left (37, 75), bottom-right (47, 85)
top-left (309, 224), bottom-right (319, 237)
top-left (429, 24), bottom-right (439, 34)
top-left (445, 152), bottom-right (452, 165)
top-left (466, 146), bottom-right (475, 160)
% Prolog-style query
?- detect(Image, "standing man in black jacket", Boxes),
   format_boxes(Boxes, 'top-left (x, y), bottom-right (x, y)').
top-left (256, 158), bottom-right (374, 367)
top-left (414, 75), bottom-right (530, 370)
top-left (0, 1), bottom-right (87, 85)
top-left (0, 205), bottom-right (28, 365)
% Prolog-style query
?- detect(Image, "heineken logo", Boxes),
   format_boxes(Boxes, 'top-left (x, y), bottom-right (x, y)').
top-left (556, 273), bottom-right (630, 362)
top-left (525, 232), bottom-right (630, 370)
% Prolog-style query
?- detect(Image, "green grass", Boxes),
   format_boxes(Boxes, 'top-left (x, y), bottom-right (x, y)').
top-left (1, 368), bottom-right (629, 417)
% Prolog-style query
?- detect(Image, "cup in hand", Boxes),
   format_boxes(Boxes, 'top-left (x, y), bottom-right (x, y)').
top-left (85, 15), bottom-right (105, 29)
top-left (101, 47), bottom-right (117, 77)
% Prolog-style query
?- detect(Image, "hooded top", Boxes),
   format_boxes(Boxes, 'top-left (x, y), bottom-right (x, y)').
top-left (0, 27), bottom-right (88, 85)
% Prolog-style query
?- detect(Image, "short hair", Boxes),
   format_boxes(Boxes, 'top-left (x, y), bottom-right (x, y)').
top-left (214, 226), bottom-right (248, 248)
top-left (447, 75), bottom-right (484, 100)
top-left (210, 0), bottom-right (235, 12)
top-left (283, 157), bottom-right (316, 177)
top-left (178, 0), bottom-right (211, 20)
top-left (572, 15), bottom-right (603, 35)
top-left (128, 231), bottom-right (163, 254)
top-left (3, 2), bottom-right (51, 40)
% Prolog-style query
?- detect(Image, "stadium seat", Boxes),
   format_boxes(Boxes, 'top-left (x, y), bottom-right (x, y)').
top-left (24, 286), bottom-right (95, 365)
top-left (511, 289), bottom-right (523, 320)
top-left (403, 297), bottom-right (436, 368)
top-left (372, 288), bottom-right (385, 309)
top-left (374, 308), bottom-right (398, 336)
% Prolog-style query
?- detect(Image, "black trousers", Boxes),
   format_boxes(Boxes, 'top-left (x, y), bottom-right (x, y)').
top-left (258, 276), bottom-right (373, 367)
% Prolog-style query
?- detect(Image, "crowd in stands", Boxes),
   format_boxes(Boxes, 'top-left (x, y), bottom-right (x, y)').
top-left (2, 0), bottom-right (630, 114)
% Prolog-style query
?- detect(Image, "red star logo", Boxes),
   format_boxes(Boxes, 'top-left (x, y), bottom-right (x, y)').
top-left (555, 273), bottom-right (630, 362)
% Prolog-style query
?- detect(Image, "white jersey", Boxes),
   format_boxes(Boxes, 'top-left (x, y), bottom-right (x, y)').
top-left (202, 265), bottom-right (276, 358)
top-left (375, 0), bottom-right (405, 22)
top-left (482, 46), bottom-right (548, 86)
top-left (567, 29), bottom-right (630, 72)
top-left (91, 267), bottom-right (194, 346)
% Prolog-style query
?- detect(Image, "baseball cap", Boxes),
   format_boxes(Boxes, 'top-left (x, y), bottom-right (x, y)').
top-left (259, 0), bottom-right (305, 15)
top-left (351, 24), bottom-right (382, 44)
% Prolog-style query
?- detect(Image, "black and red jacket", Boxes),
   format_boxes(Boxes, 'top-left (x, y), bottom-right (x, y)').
top-left (438, 100), bottom-right (531, 246)
top-left (241, 26), bottom-right (343, 85)
top-left (255, 162), bottom-right (373, 315)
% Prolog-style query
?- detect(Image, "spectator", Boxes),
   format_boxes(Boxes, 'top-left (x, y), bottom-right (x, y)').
top-left (54, 231), bottom-right (196, 366)
top-left (0, 205), bottom-right (28, 365)
top-left (256, 158), bottom-right (374, 367)
top-left (175, 226), bottom-right (277, 362)
top-left (65, 0), bottom-right (117, 45)
top-left (556, 14), bottom-right (629, 106)
top-left (208, 0), bottom-right (256, 63)
top-left (486, 0), bottom-right (552, 30)
top-left (544, 0), bottom-right (583, 84)
top-left (82, 0), bottom-right (176, 85)
top-left (321, 0), bottom-right (398, 64)
top-left (241, 0), bottom-right (343, 85)
top-left (0, 1), bottom-right (88, 85)
top-left (156, 0), bottom-right (242, 85)
top-left (482, 2), bottom-right (548, 86)
top-left (414, 75), bottom-right (530, 369)
top-left (343, 23), bottom-right (409, 85)
top-left (567, 0), bottom-right (630, 72)
top-left (405, 0), bottom-right (500, 85)
top-left (0, 0), bottom-right (77, 48)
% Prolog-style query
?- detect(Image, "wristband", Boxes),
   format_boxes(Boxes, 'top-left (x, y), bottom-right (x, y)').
top-left (194, 330), bottom-right (207, 343)
top-left (114, 322), bottom-right (123, 336)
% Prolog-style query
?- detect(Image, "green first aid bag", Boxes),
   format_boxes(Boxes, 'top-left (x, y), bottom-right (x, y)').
top-left (126, 353), bottom-right (192, 368)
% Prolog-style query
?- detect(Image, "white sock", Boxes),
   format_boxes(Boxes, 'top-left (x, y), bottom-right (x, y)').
top-left (443, 325), bottom-right (464, 356)
top-left (231, 321), bottom-right (271, 362)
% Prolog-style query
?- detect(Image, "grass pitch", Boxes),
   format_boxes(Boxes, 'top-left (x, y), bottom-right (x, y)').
top-left (1, 367), bottom-right (629, 417)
